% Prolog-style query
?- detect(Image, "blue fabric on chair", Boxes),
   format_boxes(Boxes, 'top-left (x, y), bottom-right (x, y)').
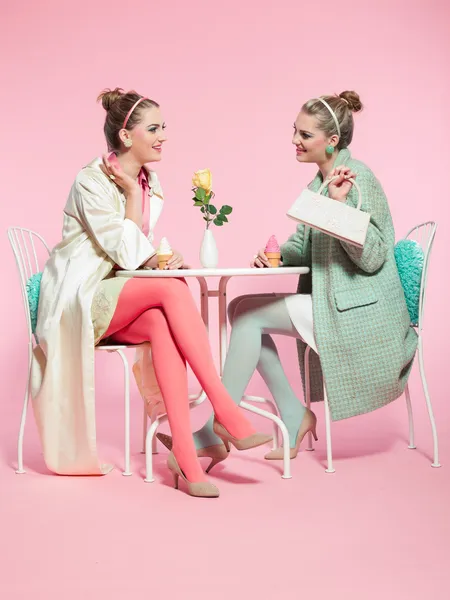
top-left (26, 272), bottom-right (42, 334)
top-left (394, 239), bottom-right (424, 326)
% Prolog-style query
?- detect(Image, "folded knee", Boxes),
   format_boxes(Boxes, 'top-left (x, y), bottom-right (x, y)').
top-left (160, 277), bottom-right (188, 295)
top-left (140, 307), bottom-right (167, 328)
top-left (227, 295), bottom-right (256, 324)
top-left (227, 296), bottom-right (245, 323)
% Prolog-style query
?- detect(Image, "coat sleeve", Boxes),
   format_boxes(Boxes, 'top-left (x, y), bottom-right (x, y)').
top-left (281, 224), bottom-right (312, 267)
top-left (339, 171), bottom-right (388, 274)
top-left (74, 172), bottom-right (156, 270)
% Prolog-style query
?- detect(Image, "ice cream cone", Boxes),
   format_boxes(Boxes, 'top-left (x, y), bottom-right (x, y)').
top-left (264, 235), bottom-right (281, 267)
top-left (157, 254), bottom-right (172, 270)
top-left (265, 251), bottom-right (281, 267)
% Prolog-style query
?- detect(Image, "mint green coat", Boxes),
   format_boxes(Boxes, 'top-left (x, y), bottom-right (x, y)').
top-left (281, 149), bottom-right (417, 420)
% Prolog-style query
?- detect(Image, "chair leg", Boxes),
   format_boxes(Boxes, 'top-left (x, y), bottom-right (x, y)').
top-left (243, 395), bottom-right (279, 450)
top-left (141, 404), bottom-right (148, 454)
top-left (304, 346), bottom-right (314, 452)
top-left (151, 418), bottom-right (158, 455)
top-left (405, 383), bottom-right (416, 449)
top-left (268, 399), bottom-right (279, 451)
top-left (16, 345), bottom-right (32, 474)
top-left (141, 408), bottom-right (157, 455)
top-left (240, 400), bottom-right (292, 479)
top-left (145, 417), bottom-right (163, 483)
top-left (116, 349), bottom-right (132, 476)
top-left (324, 385), bottom-right (335, 473)
top-left (418, 336), bottom-right (441, 467)
top-left (143, 393), bottom-right (205, 483)
top-left (17, 386), bottom-right (28, 474)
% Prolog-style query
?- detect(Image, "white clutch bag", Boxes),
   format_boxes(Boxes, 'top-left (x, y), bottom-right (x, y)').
top-left (286, 176), bottom-right (370, 248)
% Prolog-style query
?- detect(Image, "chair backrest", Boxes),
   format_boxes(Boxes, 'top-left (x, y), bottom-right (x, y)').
top-left (8, 227), bottom-right (50, 343)
top-left (404, 221), bottom-right (437, 333)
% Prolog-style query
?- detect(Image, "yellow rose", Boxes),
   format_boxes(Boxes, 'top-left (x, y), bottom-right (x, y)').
top-left (192, 169), bottom-right (212, 194)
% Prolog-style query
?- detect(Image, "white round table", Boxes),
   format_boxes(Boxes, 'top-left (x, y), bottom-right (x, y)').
top-left (116, 266), bottom-right (310, 479)
top-left (117, 266), bottom-right (309, 369)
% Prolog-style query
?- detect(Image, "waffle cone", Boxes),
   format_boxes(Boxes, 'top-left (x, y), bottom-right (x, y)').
top-left (265, 251), bottom-right (281, 267)
top-left (157, 254), bottom-right (172, 270)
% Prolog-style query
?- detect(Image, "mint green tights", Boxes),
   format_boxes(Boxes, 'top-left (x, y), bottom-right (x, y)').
top-left (192, 294), bottom-right (307, 449)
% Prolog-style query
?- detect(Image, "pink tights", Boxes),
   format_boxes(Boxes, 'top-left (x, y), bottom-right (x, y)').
top-left (103, 277), bottom-right (255, 482)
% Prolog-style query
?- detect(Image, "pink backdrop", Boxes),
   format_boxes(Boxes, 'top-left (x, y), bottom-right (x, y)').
top-left (1, 0), bottom-right (449, 453)
top-left (1, 2), bottom-right (450, 599)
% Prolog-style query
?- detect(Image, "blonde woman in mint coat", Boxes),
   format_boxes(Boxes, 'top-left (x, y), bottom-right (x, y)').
top-left (158, 90), bottom-right (417, 465)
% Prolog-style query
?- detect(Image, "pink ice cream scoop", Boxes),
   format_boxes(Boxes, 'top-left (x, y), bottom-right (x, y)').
top-left (265, 235), bottom-right (281, 254)
top-left (264, 235), bottom-right (281, 267)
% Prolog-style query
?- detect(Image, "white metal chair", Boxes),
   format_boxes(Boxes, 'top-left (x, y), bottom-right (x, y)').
top-left (8, 227), bottom-right (139, 475)
top-left (8, 227), bottom-right (206, 480)
top-left (304, 221), bottom-right (440, 472)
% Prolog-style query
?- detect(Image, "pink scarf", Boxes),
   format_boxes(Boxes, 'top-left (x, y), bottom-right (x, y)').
top-left (107, 153), bottom-right (150, 236)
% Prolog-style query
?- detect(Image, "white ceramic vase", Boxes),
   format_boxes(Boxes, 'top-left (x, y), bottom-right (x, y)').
top-left (200, 228), bottom-right (218, 268)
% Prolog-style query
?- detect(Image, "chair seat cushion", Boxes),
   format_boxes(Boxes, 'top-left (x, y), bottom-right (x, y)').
top-left (26, 272), bottom-right (42, 334)
top-left (394, 239), bottom-right (424, 326)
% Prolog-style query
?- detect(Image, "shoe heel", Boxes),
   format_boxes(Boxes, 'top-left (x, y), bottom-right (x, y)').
top-left (167, 452), bottom-right (220, 498)
top-left (312, 427), bottom-right (318, 442)
top-left (206, 457), bottom-right (221, 474)
top-left (222, 439), bottom-right (230, 453)
top-left (205, 458), bottom-right (222, 473)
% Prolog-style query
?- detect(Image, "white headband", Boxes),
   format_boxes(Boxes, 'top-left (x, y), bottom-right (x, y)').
top-left (314, 97), bottom-right (341, 137)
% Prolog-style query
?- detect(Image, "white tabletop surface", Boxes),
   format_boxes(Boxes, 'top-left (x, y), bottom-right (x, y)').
top-left (116, 266), bottom-right (310, 278)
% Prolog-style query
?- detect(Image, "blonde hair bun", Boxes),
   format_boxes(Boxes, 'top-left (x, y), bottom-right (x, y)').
top-left (339, 91), bottom-right (363, 113)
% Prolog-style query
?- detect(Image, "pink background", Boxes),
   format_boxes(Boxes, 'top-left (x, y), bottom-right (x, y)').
top-left (1, 1), bottom-right (449, 599)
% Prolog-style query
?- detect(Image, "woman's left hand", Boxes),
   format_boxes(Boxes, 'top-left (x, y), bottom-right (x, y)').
top-left (166, 250), bottom-right (185, 270)
top-left (327, 166), bottom-right (357, 202)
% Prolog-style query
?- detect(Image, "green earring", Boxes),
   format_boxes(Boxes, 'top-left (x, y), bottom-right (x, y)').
top-left (326, 145), bottom-right (334, 155)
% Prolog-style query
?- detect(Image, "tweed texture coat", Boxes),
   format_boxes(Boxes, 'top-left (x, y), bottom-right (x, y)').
top-left (281, 149), bottom-right (417, 420)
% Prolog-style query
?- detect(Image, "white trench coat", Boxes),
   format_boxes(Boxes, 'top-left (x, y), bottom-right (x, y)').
top-left (32, 158), bottom-right (164, 475)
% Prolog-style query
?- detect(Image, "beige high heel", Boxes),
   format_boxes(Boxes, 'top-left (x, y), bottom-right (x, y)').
top-left (167, 452), bottom-right (220, 498)
top-left (157, 433), bottom-right (229, 473)
top-left (264, 408), bottom-right (318, 460)
top-left (213, 419), bottom-right (273, 451)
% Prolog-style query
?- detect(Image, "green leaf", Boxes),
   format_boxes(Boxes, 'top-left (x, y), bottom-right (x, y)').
top-left (201, 206), bottom-right (206, 213)
top-left (194, 201), bottom-right (204, 207)
top-left (218, 215), bottom-right (228, 222)
top-left (203, 216), bottom-right (210, 222)
top-left (220, 205), bottom-right (233, 215)
top-left (195, 188), bottom-right (206, 201)
top-left (208, 204), bottom-right (217, 214)
top-left (213, 218), bottom-right (224, 226)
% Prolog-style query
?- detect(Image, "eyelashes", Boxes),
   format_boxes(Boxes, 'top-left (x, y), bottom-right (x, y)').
top-left (293, 127), bottom-right (312, 139)
top-left (148, 124), bottom-right (167, 133)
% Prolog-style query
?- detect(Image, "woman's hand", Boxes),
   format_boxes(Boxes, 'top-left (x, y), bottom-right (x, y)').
top-left (142, 251), bottom-right (187, 270)
top-left (167, 250), bottom-right (184, 270)
top-left (100, 154), bottom-right (139, 196)
top-left (143, 254), bottom-right (159, 269)
top-left (251, 248), bottom-right (272, 268)
top-left (327, 166), bottom-right (357, 202)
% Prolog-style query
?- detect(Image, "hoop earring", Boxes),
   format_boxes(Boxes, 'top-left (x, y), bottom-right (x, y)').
top-left (124, 139), bottom-right (133, 148)
top-left (326, 145), bottom-right (334, 155)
